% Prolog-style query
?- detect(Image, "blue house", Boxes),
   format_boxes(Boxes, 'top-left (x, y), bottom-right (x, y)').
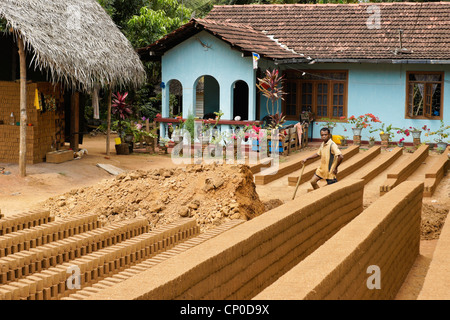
top-left (138, 2), bottom-right (450, 145)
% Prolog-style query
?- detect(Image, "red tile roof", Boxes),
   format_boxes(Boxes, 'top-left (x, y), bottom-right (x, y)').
top-left (205, 2), bottom-right (450, 61)
top-left (138, 18), bottom-right (301, 60)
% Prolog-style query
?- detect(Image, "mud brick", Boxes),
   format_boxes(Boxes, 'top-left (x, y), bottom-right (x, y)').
top-left (40, 270), bottom-right (60, 287)
top-left (42, 287), bottom-right (51, 300)
top-left (0, 288), bottom-right (12, 300)
top-left (1, 284), bottom-right (21, 300)
top-left (26, 275), bottom-right (44, 292)
top-left (57, 282), bottom-right (65, 295)
top-left (35, 290), bottom-right (44, 300)
top-left (9, 281), bottom-right (30, 298)
top-left (18, 278), bottom-right (36, 295)
top-left (92, 282), bottom-right (110, 290)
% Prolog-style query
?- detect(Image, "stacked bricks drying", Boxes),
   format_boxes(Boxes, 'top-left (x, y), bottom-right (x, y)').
top-left (0, 209), bottom-right (201, 300)
top-left (380, 144), bottom-right (429, 195)
top-left (418, 189), bottom-right (450, 299)
top-left (348, 147), bottom-right (403, 185)
top-left (254, 180), bottom-right (423, 300)
top-left (81, 179), bottom-right (365, 300)
top-left (66, 219), bottom-right (245, 300)
top-left (0, 81), bottom-right (64, 164)
top-left (423, 146), bottom-right (450, 197)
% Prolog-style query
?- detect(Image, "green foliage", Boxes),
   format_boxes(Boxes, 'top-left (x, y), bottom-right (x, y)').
top-left (97, 0), bottom-right (147, 29)
top-left (126, 0), bottom-right (192, 48)
top-left (183, 113), bottom-right (196, 141)
top-left (0, 18), bottom-right (7, 32)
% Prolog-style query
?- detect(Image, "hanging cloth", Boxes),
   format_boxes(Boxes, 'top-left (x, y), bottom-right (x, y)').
top-left (34, 89), bottom-right (41, 110)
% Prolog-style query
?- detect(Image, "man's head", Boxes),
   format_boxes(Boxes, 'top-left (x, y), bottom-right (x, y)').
top-left (320, 127), bottom-right (332, 143)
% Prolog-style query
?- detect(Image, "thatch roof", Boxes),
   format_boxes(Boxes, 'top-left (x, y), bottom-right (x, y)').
top-left (0, 0), bottom-right (146, 92)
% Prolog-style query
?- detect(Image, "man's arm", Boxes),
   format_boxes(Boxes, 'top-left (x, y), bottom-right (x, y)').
top-left (301, 153), bottom-right (320, 165)
top-left (333, 154), bottom-right (344, 175)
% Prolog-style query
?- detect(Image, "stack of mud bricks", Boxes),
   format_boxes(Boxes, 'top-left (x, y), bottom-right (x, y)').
top-left (87, 179), bottom-right (365, 300)
top-left (0, 81), bottom-right (63, 164)
top-left (413, 138), bottom-right (421, 147)
top-left (353, 135), bottom-right (361, 146)
top-left (255, 181), bottom-right (423, 300)
top-left (0, 214), bottom-right (199, 300)
top-left (288, 127), bottom-right (299, 153)
top-left (380, 144), bottom-right (429, 195)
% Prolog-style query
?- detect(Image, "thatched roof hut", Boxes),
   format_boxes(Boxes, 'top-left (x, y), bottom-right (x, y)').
top-left (0, 0), bottom-right (147, 175)
top-left (0, 0), bottom-right (146, 91)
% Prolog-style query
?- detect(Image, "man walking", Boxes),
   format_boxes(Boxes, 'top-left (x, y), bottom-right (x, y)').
top-left (301, 127), bottom-right (344, 189)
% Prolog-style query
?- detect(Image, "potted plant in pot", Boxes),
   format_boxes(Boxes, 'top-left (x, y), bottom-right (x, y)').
top-left (256, 68), bottom-right (287, 152)
top-left (344, 113), bottom-right (381, 145)
top-left (111, 92), bottom-right (133, 154)
top-left (368, 136), bottom-right (376, 147)
top-left (426, 120), bottom-right (450, 152)
top-left (394, 126), bottom-right (411, 147)
top-left (315, 117), bottom-right (337, 135)
top-left (370, 122), bottom-right (393, 147)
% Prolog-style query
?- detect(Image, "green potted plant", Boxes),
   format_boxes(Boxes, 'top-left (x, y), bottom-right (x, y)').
top-left (368, 135), bottom-right (376, 147)
top-left (315, 117), bottom-right (337, 135)
top-left (425, 120), bottom-right (450, 152)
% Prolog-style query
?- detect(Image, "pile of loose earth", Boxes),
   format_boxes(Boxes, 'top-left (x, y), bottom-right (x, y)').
top-left (421, 203), bottom-right (449, 240)
top-left (42, 163), bottom-right (275, 232)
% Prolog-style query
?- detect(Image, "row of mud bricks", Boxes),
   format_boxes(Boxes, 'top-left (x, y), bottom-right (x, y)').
top-left (380, 144), bottom-right (450, 196)
top-left (0, 210), bottom-right (200, 300)
top-left (84, 178), bottom-right (424, 300)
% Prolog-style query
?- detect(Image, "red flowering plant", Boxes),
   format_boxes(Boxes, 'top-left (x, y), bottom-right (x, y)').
top-left (344, 113), bottom-right (381, 129)
top-left (394, 127), bottom-right (411, 137)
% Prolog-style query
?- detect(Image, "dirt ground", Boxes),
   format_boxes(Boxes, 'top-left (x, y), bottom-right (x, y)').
top-left (0, 133), bottom-right (448, 299)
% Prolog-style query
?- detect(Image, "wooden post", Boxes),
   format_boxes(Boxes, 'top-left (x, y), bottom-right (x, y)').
top-left (106, 87), bottom-right (112, 156)
top-left (70, 92), bottom-right (80, 152)
top-left (18, 36), bottom-right (27, 177)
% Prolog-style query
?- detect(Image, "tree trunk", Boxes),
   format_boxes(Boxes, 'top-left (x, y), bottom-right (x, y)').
top-left (106, 87), bottom-right (112, 156)
top-left (18, 36), bottom-right (27, 177)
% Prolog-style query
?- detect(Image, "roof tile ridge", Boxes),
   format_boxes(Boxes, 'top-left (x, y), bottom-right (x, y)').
top-left (196, 18), bottom-right (257, 31)
top-left (260, 30), bottom-right (303, 57)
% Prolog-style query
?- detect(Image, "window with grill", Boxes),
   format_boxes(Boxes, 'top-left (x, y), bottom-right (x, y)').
top-left (406, 72), bottom-right (443, 119)
top-left (282, 70), bottom-right (347, 120)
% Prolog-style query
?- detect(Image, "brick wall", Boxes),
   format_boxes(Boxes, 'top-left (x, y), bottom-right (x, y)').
top-left (254, 180), bottom-right (423, 300)
top-left (85, 178), bottom-right (365, 300)
top-left (0, 81), bottom-right (65, 163)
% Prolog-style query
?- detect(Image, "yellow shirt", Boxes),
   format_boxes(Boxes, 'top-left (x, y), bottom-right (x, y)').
top-left (315, 139), bottom-right (342, 180)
